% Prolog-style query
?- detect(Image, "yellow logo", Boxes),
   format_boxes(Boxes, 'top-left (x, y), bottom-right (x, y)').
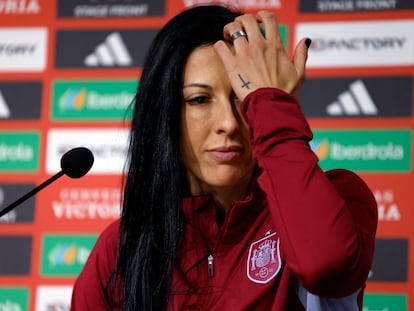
top-left (311, 139), bottom-right (329, 160)
top-left (59, 89), bottom-right (87, 111)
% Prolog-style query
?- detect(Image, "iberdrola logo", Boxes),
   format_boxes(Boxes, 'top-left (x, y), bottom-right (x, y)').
top-left (59, 88), bottom-right (87, 111)
top-left (310, 139), bottom-right (329, 160)
top-left (41, 235), bottom-right (96, 276)
top-left (48, 243), bottom-right (77, 266)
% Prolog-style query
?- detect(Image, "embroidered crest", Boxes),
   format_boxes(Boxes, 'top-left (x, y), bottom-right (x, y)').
top-left (247, 231), bottom-right (281, 284)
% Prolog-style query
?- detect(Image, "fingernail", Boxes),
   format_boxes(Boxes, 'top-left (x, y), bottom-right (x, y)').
top-left (305, 38), bottom-right (312, 48)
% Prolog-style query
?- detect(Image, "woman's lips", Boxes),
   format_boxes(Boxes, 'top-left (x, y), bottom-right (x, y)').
top-left (208, 147), bottom-right (242, 162)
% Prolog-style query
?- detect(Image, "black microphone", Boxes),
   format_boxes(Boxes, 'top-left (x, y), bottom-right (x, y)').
top-left (0, 147), bottom-right (94, 218)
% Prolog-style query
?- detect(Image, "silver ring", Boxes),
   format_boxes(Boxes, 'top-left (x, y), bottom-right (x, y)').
top-left (231, 30), bottom-right (247, 41)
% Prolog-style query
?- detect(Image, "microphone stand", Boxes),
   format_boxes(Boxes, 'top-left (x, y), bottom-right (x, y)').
top-left (0, 146), bottom-right (94, 219)
top-left (0, 171), bottom-right (64, 218)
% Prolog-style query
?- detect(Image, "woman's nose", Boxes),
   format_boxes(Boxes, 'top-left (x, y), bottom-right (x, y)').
top-left (215, 99), bottom-right (241, 134)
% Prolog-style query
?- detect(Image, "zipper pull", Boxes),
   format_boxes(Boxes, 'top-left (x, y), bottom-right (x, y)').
top-left (207, 254), bottom-right (214, 277)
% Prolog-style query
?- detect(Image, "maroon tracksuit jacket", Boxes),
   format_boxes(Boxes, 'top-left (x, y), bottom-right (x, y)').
top-left (71, 88), bottom-right (377, 310)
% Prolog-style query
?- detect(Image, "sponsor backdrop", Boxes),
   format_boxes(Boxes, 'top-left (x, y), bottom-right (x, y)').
top-left (0, 0), bottom-right (412, 310)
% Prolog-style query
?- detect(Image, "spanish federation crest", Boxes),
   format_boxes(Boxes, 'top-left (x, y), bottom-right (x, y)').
top-left (247, 231), bottom-right (281, 284)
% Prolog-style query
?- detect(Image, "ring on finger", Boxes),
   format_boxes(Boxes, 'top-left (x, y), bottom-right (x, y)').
top-left (231, 30), bottom-right (247, 41)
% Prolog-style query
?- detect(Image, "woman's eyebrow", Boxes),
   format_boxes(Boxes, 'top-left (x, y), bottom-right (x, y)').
top-left (183, 83), bottom-right (212, 90)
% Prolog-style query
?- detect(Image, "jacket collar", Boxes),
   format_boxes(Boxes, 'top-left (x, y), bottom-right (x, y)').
top-left (181, 178), bottom-right (266, 248)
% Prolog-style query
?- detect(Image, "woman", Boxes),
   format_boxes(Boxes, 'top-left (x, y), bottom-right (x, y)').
top-left (71, 4), bottom-right (377, 311)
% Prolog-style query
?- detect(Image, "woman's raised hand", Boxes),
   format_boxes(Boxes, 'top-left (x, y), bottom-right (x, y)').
top-left (213, 10), bottom-right (311, 101)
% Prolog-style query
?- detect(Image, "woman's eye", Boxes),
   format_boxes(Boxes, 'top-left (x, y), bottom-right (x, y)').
top-left (185, 96), bottom-right (209, 105)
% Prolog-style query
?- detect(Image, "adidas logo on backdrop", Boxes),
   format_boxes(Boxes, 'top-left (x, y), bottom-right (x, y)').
top-left (298, 76), bottom-right (412, 118)
top-left (326, 80), bottom-right (378, 116)
top-left (84, 32), bottom-right (132, 67)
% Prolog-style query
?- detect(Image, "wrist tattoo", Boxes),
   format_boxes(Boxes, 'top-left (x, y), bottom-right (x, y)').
top-left (238, 74), bottom-right (251, 89)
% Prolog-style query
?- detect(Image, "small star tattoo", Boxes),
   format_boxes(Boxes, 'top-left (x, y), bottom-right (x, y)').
top-left (238, 74), bottom-right (251, 89)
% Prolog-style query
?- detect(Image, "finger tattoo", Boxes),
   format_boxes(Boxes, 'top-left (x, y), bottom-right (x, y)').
top-left (238, 74), bottom-right (251, 89)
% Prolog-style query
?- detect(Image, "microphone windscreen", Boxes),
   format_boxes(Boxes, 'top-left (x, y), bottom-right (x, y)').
top-left (60, 147), bottom-right (94, 178)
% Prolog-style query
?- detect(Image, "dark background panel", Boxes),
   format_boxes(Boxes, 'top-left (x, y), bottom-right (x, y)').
top-left (0, 236), bottom-right (32, 275)
top-left (369, 238), bottom-right (408, 282)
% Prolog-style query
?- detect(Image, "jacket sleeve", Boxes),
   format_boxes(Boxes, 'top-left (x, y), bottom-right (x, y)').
top-left (241, 88), bottom-right (378, 297)
top-left (70, 220), bottom-right (120, 310)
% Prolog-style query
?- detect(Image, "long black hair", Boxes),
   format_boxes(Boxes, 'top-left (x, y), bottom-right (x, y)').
top-left (109, 5), bottom-right (241, 311)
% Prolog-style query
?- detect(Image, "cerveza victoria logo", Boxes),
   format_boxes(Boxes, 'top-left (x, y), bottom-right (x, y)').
top-left (55, 29), bottom-right (158, 68)
top-left (52, 187), bottom-right (121, 220)
top-left (57, 0), bottom-right (165, 17)
top-left (310, 129), bottom-right (411, 172)
top-left (40, 234), bottom-right (97, 276)
top-left (52, 80), bottom-right (136, 120)
top-left (298, 76), bottom-right (412, 117)
top-left (295, 20), bottom-right (414, 67)
top-left (0, 131), bottom-right (40, 172)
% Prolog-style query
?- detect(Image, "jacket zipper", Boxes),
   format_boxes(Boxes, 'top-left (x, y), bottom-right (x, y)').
top-left (207, 254), bottom-right (214, 277)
